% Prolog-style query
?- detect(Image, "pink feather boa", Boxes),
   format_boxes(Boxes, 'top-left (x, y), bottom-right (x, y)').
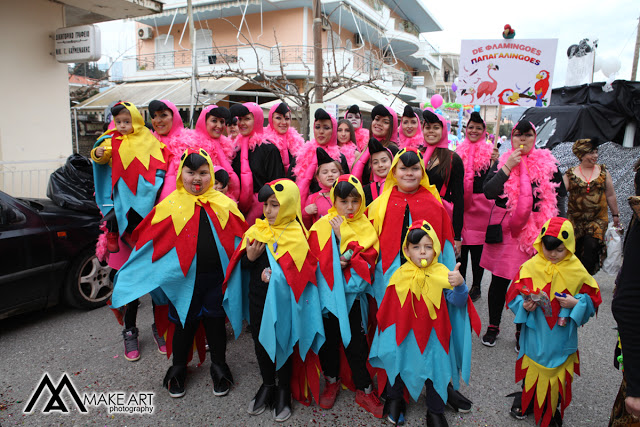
top-left (263, 127), bottom-right (305, 172)
top-left (398, 132), bottom-right (423, 150)
top-left (455, 137), bottom-right (493, 176)
top-left (497, 148), bottom-right (560, 256)
top-left (293, 140), bottom-right (342, 178)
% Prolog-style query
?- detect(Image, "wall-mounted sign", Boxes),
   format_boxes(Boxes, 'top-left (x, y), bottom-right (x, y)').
top-left (55, 25), bottom-right (101, 63)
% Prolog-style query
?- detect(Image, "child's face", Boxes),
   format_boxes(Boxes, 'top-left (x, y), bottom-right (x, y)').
top-left (206, 115), bottom-right (226, 139)
top-left (346, 112), bottom-right (361, 128)
top-left (371, 115), bottom-right (391, 139)
top-left (316, 163), bottom-right (340, 188)
top-left (542, 242), bottom-right (569, 264)
top-left (181, 163), bottom-right (211, 196)
top-left (114, 110), bottom-right (134, 135)
top-left (238, 113), bottom-right (255, 136)
top-left (337, 123), bottom-right (351, 144)
top-left (151, 109), bottom-right (173, 136)
top-left (371, 151), bottom-right (391, 179)
top-left (213, 181), bottom-right (228, 194)
top-left (314, 119), bottom-right (333, 145)
top-left (263, 194), bottom-right (280, 225)
top-left (334, 195), bottom-right (361, 218)
top-left (272, 112), bottom-right (291, 135)
top-left (406, 234), bottom-right (435, 267)
top-left (423, 122), bottom-right (443, 146)
top-left (394, 160), bottom-right (422, 193)
top-left (401, 116), bottom-right (419, 138)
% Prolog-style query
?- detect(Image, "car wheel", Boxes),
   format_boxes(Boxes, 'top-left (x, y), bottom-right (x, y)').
top-left (65, 247), bottom-right (113, 309)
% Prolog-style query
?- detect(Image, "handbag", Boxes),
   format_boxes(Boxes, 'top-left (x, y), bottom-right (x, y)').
top-left (485, 205), bottom-right (508, 244)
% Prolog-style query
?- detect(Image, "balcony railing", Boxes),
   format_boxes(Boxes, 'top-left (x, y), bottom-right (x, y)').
top-left (127, 44), bottom-right (407, 85)
top-left (134, 46), bottom-right (239, 71)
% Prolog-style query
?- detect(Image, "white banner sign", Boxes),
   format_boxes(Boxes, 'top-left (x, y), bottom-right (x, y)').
top-left (456, 39), bottom-right (558, 107)
top-left (55, 25), bottom-right (101, 63)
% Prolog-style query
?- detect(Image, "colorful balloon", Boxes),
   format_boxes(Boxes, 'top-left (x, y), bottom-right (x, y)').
top-left (451, 83), bottom-right (458, 92)
top-left (431, 94), bottom-right (444, 109)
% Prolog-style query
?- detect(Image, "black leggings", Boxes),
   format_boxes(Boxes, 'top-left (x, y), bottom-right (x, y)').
top-left (172, 316), bottom-right (227, 367)
top-left (249, 299), bottom-right (292, 387)
top-left (575, 235), bottom-right (601, 275)
top-left (487, 275), bottom-right (512, 327)
top-left (318, 300), bottom-right (371, 390)
top-left (459, 245), bottom-right (485, 288)
top-left (123, 300), bottom-right (159, 329)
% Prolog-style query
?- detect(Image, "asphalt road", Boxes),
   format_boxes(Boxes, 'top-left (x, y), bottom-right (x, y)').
top-left (0, 269), bottom-right (620, 426)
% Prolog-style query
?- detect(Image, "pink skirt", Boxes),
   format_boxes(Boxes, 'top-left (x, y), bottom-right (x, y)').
top-left (462, 193), bottom-right (493, 245)
top-left (480, 206), bottom-right (531, 280)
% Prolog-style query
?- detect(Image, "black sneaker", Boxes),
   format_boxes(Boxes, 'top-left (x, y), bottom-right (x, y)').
top-left (210, 363), bottom-right (233, 397)
top-left (469, 285), bottom-right (481, 302)
top-left (509, 392), bottom-right (526, 420)
top-left (163, 366), bottom-right (187, 398)
top-left (481, 325), bottom-right (500, 347)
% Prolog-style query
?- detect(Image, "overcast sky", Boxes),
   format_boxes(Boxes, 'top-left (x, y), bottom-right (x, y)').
top-left (98, 0), bottom-right (639, 87)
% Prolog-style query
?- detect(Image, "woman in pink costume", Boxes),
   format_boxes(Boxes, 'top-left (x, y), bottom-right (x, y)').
top-left (344, 104), bottom-right (370, 151)
top-left (263, 102), bottom-right (305, 177)
top-left (455, 112), bottom-right (496, 301)
top-left (230, 102), bottom-right (286, 224)
top-left (294, 108), bottom-right (349, 206)
top-left (398, 105), bottom-right (423, 150)
top-left (351, 105), bottom-right (399, 186)
top-left (421, 109), bottom-right (464, 258)
top-left (336, 119), bottom-right (359, 168)
top-left (479, 120), bottom-right (566, 347)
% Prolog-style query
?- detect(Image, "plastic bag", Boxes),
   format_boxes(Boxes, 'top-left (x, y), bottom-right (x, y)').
top-left (602, 222), bottom-right (623, 275)
top-left (47, 154), bottom-right (100, 214)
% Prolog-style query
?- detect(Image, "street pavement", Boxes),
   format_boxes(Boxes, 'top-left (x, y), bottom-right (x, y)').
top-left (0, 269), bottom-right (620, 426)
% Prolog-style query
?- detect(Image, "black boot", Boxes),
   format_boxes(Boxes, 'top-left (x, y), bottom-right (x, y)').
top-left (447, 383), bottom-right (472, 412)
top-left (247, 384), bottom-right (275, 416)
top-left (426, 410), bottom-right (449, 427)
top-left (163, 365), bottom-right (187, 398)
top-left (273, 385), bottom-right (292, 422)
top-left (210, 362), bottom-right (233, 397)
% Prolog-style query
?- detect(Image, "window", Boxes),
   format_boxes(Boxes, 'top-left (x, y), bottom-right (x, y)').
top-left (155, 35), bottom-right (175, 68)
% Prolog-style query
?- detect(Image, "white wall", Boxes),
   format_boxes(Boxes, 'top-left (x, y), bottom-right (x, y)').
top-left (0, 0), bottom-right (72, 195)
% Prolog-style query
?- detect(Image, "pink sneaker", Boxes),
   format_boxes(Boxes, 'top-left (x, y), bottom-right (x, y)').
top-left (152, 323), bottom-right (167, 354)
top-left (122, 327), bottom-right (140, 361)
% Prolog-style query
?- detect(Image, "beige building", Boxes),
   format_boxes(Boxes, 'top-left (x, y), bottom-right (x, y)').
top-left (0, 0), bottom-right (161, 196)
top-left (76, 0), bottom-right (444, 129)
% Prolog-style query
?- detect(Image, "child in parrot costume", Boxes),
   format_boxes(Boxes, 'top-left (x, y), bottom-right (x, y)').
top-left (110, 148), bottom-right (248, 398)
top-left (91, 101), bottom-right (170, 362)
top-left (223, 179), bottom-right (325, 422)
top-left (91, 101), bottom-right (169, 250)
top-left (308, 174), bottom-right (384, 417)
top-left (506, 217), bottom-right (601, 427)
top-left (367, 148), bottom-right (481, 422)
top-left (369, 220), bottom-right (470, 425)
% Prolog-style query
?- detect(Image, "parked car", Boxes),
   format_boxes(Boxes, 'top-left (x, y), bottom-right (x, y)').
top-left (0, 190), bottom-right (112, 320)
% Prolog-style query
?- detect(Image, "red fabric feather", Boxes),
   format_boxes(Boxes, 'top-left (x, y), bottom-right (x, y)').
top-left (110, 138), bottom-right (168, 194)
top-left (376, 285), bottom-right (452, 353)
top-left (379, 187), bottom-right (454, 273)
